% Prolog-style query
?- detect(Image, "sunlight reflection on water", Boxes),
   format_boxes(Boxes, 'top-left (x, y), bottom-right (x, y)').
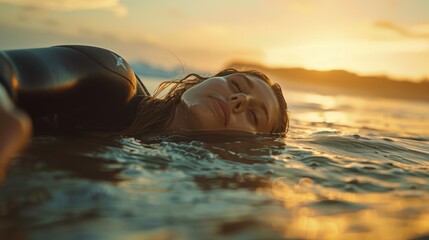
top-left (0, 76), bottom-right (428, 239)
top-left (286, 88), bottom-right (429, 136)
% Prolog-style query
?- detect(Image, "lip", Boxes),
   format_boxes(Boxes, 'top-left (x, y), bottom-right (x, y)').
top-left (209, 96), bottom-right (230, 127)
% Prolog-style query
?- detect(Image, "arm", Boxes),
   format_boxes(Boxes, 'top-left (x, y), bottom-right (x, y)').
top-left (0, 45), bottom-right (144, 183)
top-left (0, 84), bottom-right (31, 183)
top-left (1, 45), bottom-right (144, 131)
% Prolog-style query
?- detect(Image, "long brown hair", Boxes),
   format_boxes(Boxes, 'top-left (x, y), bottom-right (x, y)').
top-left (123, 68), bottom-right (289, 137)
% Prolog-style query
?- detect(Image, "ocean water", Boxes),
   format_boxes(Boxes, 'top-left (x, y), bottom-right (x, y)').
top-left (1, 77), bottom-right (429, 239)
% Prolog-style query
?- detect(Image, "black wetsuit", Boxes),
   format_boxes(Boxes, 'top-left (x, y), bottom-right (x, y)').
top-left (0, 45), bottom-right (150, 133)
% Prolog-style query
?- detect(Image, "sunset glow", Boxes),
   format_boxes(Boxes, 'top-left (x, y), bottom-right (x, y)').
top-left (0, 0), bottom-right (428, 80)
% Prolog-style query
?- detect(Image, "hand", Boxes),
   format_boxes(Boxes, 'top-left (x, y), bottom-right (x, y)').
top-left (0, 86), bottom-right (32, 184)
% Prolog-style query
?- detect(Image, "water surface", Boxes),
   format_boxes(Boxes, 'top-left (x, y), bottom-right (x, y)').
top-left (1, 78), bottom-right (428, 239)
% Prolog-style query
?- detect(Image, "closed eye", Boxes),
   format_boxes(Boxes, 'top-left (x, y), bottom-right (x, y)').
top-left (249, 110), bottom-right (258, 126)
top-left (231, 80), bottom-right (241, 93)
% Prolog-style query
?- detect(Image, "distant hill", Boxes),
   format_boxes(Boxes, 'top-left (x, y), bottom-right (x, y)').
top-left (130, 61), bottom-right (182, 79)
top-left (227, 62), bottom-right (429, 102)
top-left (130, 61), bottom-right (210, 80)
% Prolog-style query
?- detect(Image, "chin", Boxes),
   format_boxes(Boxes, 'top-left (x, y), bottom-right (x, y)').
top-left (187, 106), bottom-right (219, 130)
top-left (194, 115), bottom-right (218, 130)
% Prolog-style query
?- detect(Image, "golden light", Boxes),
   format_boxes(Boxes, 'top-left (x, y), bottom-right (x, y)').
top-left (264, 177), bottom-right (429, 239)
top-left (264, 39), bottom-right (429, 78)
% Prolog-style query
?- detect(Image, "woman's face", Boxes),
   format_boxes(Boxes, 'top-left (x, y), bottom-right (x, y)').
top-left (170, 73), bottom-right (280, 133)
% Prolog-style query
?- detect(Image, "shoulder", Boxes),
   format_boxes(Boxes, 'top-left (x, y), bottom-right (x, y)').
top-left (58, 45), bottom-right (137, 91)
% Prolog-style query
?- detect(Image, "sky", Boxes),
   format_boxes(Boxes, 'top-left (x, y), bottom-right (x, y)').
top-left (0, 0), bottom-right (428, 81)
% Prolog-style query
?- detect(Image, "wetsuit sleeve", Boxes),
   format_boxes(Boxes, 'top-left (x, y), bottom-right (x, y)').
top-left (0, 45), bottom-right (146, 131)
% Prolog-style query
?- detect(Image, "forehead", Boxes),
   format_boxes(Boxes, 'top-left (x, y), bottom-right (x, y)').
top-left (226, 73), bottom-right (280, 132)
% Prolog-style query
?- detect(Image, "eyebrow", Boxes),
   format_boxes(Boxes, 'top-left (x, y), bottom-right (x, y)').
top-left (240, 74), bottom-right (254, 89)
top-left (239, 74), bottom-right (271, 130)
top-left (261, 104), bottom-right (269, 129)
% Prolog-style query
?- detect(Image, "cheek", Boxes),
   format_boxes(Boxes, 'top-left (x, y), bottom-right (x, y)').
top-left (180, 85), bottom-right (208, 109)
top-left (228, 113), bottom-right (254, 131)
top-left (180, 89), bottom-right (198, 108)
top-left (187, 102), bottom-right (211, 118)
top-left (183, 99), bottom-right (220, 129)
top-left (181, 79), bottom-right (226, 108)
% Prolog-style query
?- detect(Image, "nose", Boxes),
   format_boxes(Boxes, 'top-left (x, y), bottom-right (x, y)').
top-left (229, 93), bottom-right (250, 113)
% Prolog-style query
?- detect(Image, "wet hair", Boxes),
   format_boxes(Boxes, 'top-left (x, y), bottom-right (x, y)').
top-left (123, 68), bottom-right (289, 137)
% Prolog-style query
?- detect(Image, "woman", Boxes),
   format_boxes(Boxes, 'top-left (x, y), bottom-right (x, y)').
top-left (0, 45), bottom-right (289, 181)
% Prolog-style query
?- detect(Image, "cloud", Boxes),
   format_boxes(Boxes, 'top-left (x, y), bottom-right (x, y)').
top-left (167, 8), bottom-right (185, 19)
top-left (0, 22), bottom-right (193, 70)
top-left (0, 0), bottom-right (127, 16)
top-left (374, 21), bottom-right (429, 39)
